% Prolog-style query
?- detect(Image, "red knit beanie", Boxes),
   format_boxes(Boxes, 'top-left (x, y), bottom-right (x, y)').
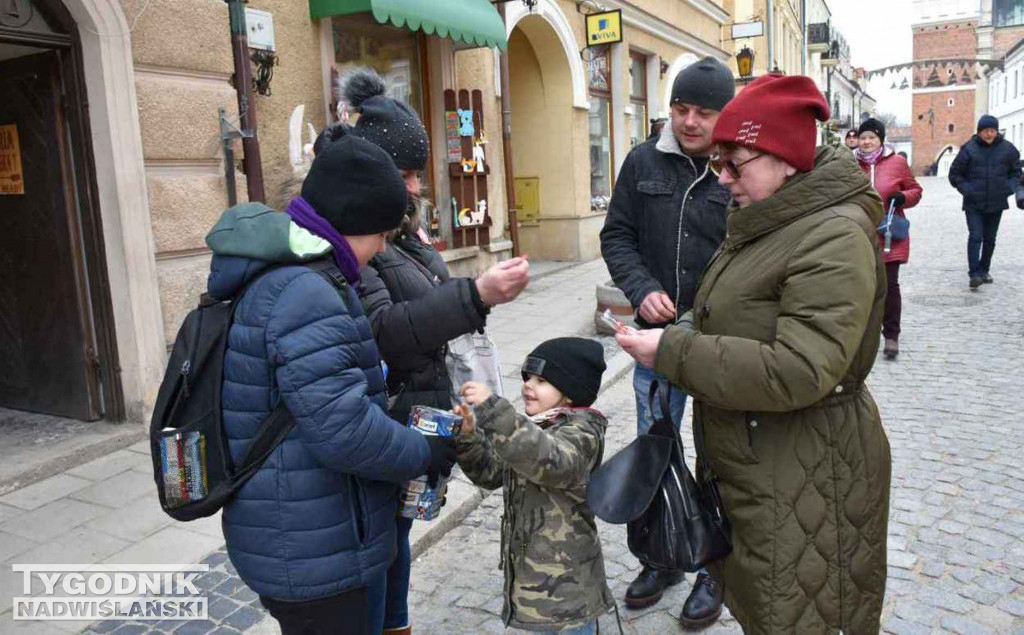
top-left (712, 74), bottom-right (830, 172)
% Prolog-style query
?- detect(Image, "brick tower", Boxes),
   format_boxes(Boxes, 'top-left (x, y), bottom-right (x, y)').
top-left (911, 1), bottom-right (980, 176)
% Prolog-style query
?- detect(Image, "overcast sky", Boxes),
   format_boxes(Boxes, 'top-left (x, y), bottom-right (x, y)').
top-left (829, 0), bottom-right (916, 124)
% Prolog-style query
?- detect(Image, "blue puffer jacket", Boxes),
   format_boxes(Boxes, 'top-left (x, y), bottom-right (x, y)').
top-left (948, 134), bottom-right (1024, 214)
top-left (205, 203), bottom-right (432, 602)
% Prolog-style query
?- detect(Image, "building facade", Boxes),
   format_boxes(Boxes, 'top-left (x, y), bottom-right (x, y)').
top-left (0, 0), bottom-right (726, 424)
top-left (724, 0), bottom-right (805, 78)
top-left (725, 0), bottom-right (874, 143)
top-left (910, 0), bottom-right (981, 176)
top-left (986, 37), bottom-right (1024, 149)
top-left (977, 0), bottom-right (1024, 124)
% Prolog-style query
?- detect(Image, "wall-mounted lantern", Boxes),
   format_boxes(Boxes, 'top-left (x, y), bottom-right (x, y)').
top-left (736, 46), bottom-right (755, 79)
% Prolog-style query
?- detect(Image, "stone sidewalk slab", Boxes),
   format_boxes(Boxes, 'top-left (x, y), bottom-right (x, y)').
top-left (66, 450), bottom-right (152, 482)
top-left (0, 474), bottom-right (93, 511)
top-left (9, 526), bottom-right (129, 567)
top-left (83, 495), bottom-right (176, 542)
top-left (0, 498), bottom-right (109, 543)
top-left (102, 526), bottom-right (224, 567)
top-left (68, 470), bottom-right (155, 509)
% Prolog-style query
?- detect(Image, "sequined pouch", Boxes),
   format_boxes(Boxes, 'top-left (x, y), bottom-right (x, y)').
top-left (159, 429), bottom-right (209, 509)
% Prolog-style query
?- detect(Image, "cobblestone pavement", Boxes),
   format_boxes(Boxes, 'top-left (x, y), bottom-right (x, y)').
top-left (407, 178), bottom-right (1024, 634)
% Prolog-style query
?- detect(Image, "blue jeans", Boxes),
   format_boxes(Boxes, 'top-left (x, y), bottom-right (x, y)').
top-left (633, 363), bottom-right (688, 435)
top-left (966, 210), bottom-right (1003, 277)
top-left (383, 517), bottom-right (413, 629)
top-left (537, 619), bottom-right (598, 635)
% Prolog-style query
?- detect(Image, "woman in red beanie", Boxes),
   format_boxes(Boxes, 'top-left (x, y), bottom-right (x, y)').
top-left (616, 74), bottom-right (892, 634)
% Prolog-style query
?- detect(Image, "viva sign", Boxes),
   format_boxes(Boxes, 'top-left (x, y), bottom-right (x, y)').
top-left (586, 10), bottom-right (622, 46)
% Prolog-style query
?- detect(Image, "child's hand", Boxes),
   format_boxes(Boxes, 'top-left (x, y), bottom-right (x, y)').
top-left (459, 381), bottom-right (492, 406)
top-left (454, 403), bottom-right (476, 435)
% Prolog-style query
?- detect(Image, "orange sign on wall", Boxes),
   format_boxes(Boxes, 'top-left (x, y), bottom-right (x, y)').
top-left (0, 124), bottom-right (24, 195)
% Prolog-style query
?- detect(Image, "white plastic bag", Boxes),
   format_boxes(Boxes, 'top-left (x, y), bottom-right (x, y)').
top-left (446, 331), bottom-right (504, 404)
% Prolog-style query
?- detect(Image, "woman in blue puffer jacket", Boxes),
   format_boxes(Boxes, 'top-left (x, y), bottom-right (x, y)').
top-left (206, 129), bottom-right (458, 635)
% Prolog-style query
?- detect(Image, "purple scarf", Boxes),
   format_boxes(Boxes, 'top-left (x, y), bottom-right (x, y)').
top-left (855, 145), bottom-right (885, 166)
top-left (284, 196), bottom-right (361, 285)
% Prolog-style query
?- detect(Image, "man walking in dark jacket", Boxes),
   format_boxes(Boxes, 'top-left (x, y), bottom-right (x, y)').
top-left (599, 56), bottom-right (733, 628)
top-left (948, 114), bottom-right (1024, 288)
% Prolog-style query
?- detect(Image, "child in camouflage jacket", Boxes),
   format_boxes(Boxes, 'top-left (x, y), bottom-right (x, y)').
top-left (455, 337), bottom-right (614, 633)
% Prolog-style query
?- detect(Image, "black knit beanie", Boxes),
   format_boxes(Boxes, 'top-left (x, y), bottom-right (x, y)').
top-left (300, 126), bottom-right (407, 235)
top-left (522, 337), bottom-right (606, 407)
top-left (978, 114), bottom-right (999, 132)
top-left (671, 57), bottom-right (735, 112)
top-left (858, 118), bottom-right (886, 144)
top-left (342, 68), bottom-right (429, 171)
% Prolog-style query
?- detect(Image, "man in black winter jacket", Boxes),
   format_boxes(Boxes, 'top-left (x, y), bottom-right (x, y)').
top-left (599, 57), bottom-right (733, 628)
top-left (948, 114), bottom-right (1024, 288)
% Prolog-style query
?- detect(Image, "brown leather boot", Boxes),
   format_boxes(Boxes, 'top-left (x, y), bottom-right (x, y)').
top-left (382, 628), bottom-right (411, 635)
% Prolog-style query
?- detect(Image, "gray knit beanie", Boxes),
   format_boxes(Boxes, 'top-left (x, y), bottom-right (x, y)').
top-left (670, 57), bottom-right (735, 112)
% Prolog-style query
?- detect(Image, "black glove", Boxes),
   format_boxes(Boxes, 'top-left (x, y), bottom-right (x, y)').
top-left (889, 192), bottom-right (906, 209)
top-left (424, 435), bottom-right (457, 487)
top-left (1015, 190), bottom-right (1024, 209)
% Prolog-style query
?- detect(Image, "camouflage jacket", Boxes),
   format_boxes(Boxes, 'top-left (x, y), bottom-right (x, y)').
top-left (456, 396), bottom-right (614, 631)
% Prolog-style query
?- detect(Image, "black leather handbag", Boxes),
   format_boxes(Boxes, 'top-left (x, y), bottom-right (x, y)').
top-left (587, 381), bottom-right (732, 572)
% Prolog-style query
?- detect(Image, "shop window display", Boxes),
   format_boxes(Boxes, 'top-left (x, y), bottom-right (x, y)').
top-left (331, 13), bottom-right (425, 122)
top-left (588, 46), bottom-right (612, 212)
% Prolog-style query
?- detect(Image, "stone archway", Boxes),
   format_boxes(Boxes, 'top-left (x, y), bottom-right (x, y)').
top-left (504, 0), bottom-right (588, 110)
top-left (662, 52), bottom-right (698, 114)
top-left (935, 144), bottom-right (957, 178)
top-left (508, 15), bottom-right (578, 217)
top-left (506, 11), bottom-right (596, 259)
top-left (59, 0), bottom-right (166, 421)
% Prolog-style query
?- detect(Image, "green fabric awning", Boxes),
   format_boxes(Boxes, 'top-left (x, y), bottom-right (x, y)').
top-left (310, 0), bottom-right (508, 51)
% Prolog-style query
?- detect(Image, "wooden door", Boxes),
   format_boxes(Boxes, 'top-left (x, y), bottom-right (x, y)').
top-left (0, 50), bottom-right (103, 420)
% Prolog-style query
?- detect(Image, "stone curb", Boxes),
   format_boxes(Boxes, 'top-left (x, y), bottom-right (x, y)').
top-left (0, 426), bottom-right (147, 497)
top-left (408, 346), bottom-right (635, 560)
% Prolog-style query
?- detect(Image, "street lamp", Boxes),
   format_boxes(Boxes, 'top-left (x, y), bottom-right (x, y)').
top-left (736, 46), bottom-right (755, 79)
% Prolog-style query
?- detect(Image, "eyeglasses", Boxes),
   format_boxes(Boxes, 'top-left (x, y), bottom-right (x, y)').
top-left (710, 153), bottom-right (767, 179)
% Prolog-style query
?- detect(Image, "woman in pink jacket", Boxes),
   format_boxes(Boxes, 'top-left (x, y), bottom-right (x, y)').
top-left (855, 118), bottom-right (923, 360)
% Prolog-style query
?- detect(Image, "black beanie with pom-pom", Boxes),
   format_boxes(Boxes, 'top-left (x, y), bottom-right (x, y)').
top-left (341, 68), bottom-right (429, 171)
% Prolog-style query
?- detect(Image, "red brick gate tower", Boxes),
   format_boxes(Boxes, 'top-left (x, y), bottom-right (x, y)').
top-left (911, 6), bottom-right (980, 177)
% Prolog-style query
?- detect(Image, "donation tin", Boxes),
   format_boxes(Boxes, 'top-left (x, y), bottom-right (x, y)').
top-left (399, 406), bottom-right (462, 521)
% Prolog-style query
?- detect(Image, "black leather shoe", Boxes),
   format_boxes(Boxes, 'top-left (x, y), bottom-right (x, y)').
top-left (679, 571), bottom-right (723, 629)
top-left (970, 276), bottom-right (984, 289)
top-left (982, 273), bottom-right (994, 284)
top-left (625, 566), bottom-right (685, 609)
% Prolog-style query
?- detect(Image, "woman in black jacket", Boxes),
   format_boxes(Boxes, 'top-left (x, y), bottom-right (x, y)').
top-left (333, 68), bottom-right (529, 635)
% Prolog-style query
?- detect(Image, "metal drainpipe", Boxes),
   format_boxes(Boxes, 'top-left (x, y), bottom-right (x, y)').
top-left (226, 0), bottom-right (265, 203)
top-left (800, 0), bottom-right (807, 76)
top-left (497, 3), bottom-right (520, 257)
top-left (766, 0), bottom-right (774, 72)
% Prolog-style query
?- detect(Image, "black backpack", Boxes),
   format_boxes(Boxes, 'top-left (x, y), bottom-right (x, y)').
top-left (149, 258), bottom-right (350, 521)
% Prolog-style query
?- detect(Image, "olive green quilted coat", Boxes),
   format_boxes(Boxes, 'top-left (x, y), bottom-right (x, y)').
top-left (655, 147), bottom-right (892, 634)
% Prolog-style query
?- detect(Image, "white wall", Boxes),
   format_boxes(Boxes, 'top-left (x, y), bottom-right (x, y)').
top-left (913, 0), bottom-right (981, 25)
top-left (988, 46), bottom-right (1024, 150)
top-left (893, 141), bottom-right (914, 165)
